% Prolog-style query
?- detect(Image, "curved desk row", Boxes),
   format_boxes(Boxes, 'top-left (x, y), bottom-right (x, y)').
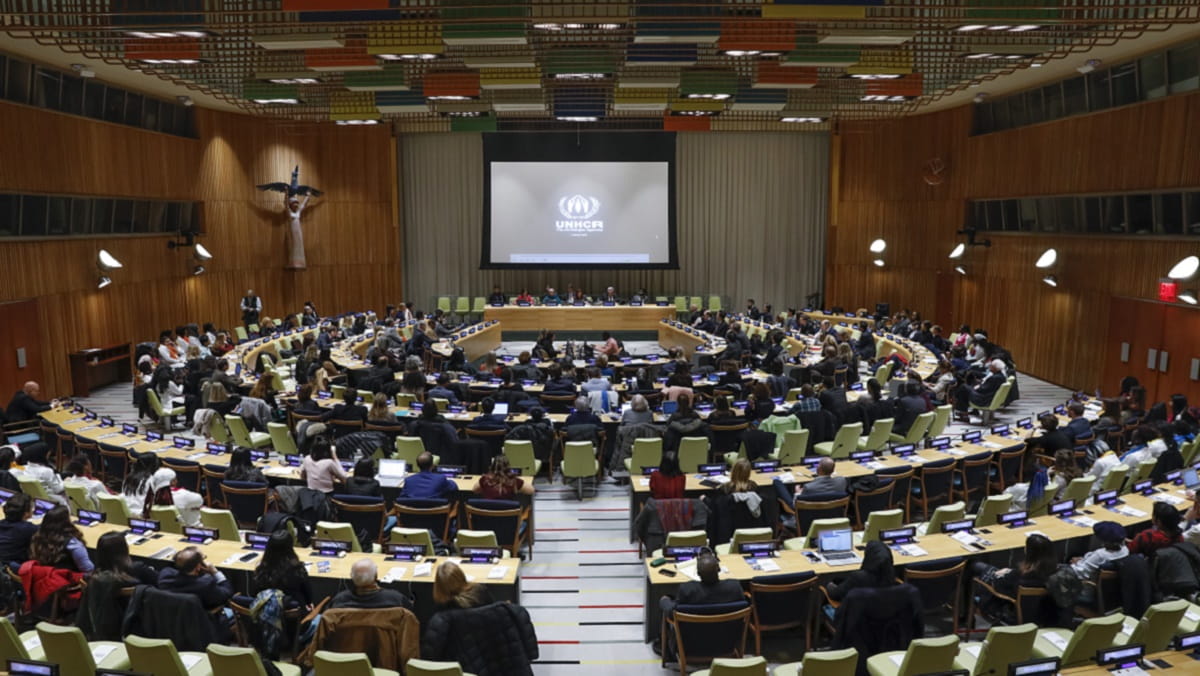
top-left (483, 305), bottom-right (676, 331)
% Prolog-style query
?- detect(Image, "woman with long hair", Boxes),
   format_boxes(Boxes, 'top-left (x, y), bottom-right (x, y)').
top-left (473, 455), bottom-right (534, 499)
top-left (93, 531), bottom-right (157, 584)
top-left (30, 505), bottom-right (93, 572)
top-left (827, 541), bottom-right (896, 602)
top-left (248, 373), bottom-right (276, 408)
top-left (252, 530), bottom-right (312, 608)
top-left (1050, 448), bottom-right (1082, 500)
top-left (225, 447), bottom-right (267, 484)
top-left (122, 453), bottom-right (160, 515)
top-left (432, 560), bottom-right (494, 611)
top-left (723, 458), bottom-right (757, 494)
top-left (971, 533), bottom-right (1058, 623)
top-left (649, 451), bottom-right (685, 500)
top-left (368, 392), bottom-right (393, 423)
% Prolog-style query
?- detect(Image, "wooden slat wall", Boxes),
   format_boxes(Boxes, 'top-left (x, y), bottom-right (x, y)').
top-left (827, 91), bottom-right (1200, 392)
top-left (0, 102), bottom-right (400, 396)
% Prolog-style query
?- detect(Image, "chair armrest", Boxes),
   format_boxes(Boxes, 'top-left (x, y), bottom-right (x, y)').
top-left (971, 577), bottom-right (1016, 605)
top-left (300, 596), bottom-right (331, 625)
top-left (818, 584), bottom-right (841, 609)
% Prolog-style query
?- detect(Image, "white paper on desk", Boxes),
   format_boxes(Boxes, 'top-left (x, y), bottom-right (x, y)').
top-left (180, 653), bottom-right (204, 670)
top-left (1072, 516), bottom-right (1098, 528)
top-left (895, 543), bottom-right (927, 557)
top-left (91, 644), bottom-right (117, 663)
top-left (950, 531), bottom-right (978, 546)
top-left (638, 478), bottom-right (650, 487)
top-left (944, 449), bottom-right (967, 457)
top-left (263, 467), bottom-right (294, 476)
top-left (381, 566), bottom-right (406, 583)
top-left (751, 558), bottom-right (781, 573)
top-left (97, 432), bottom-right (122, 440)
top-left (979, 441), bottom-right (1002, 449)
top-left (121, 440), bottom-right (140, 447)
top-left (889, 654), bottom-right (905, 667)
top-left (1154, 494), bottom-right (1185, 506)
top-left (187, 452), bottom-right (209, 461)
top-left (709, 475), bottom-right (730, 484)
top-left (1186, 610), bottom-right (1200, 623)
top-left (77, 425), bottom-right (99, 432)
top-left (1041, 632), bottom-right (1070, 651)
top-left (488, 565), bottom-right (509, 579)
top-left (777, 472), bottom-right (796, 483)
top-left (22, 636), bottom-right (41, 651)
top-left (863, 462), bottom-right (886, 470)
top-left (413, 562), bottom-right (433, 577)
top-left (1118, 506), bottom-right (1148, 518)
top-left (963, 644), bottom-right (982, 658)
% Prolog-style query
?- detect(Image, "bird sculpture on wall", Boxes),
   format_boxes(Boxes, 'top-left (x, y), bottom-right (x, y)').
top-left (922, 157), bottom-right (947, 186)
top-left (256, 166), bottom-right (323, 270)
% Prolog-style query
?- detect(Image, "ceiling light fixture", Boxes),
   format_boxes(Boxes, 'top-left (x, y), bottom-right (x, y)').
top-left (252, 98), bottom-right (301, 105)
top-left (860, 95), bottom-right (911, 102)
top-left (869, 238), bottom-right (887, 253)
top-left (1010, 25), bottom-right (1041, 32)
top-left (722, 50), bottom-right (761, 57)
top-left (1168, 255), bottom-right (1199, 280)
top-left (426, 95), bottom-right (473, 101)
top-left (956, 25), bottom-right (986, 32)
top-left (675, 110), bottom-right (717, 116)
top-left (873, 259), bottom-right (885, 267)
top-left (954, 265), bottom-right (967, 275)
top-left (1042, 274), bottom-right (1058, 287)
top-left (1076, 59), bottom-right (1101, 74)
top-left (949, 243), bottom-right (966, 259)
top-left (849, 73), bottom-right (902, 80)
top-left (1035, 248), bottom-right (1057, 268)
top-left (552, 73), bottom-right (609, 80)
top-left (685, 93), bottom-right (731, 100)
top-left (1179, 289), bottom-right (1198, 305)
top-left (268, 77), bottom-right (320, 84)
top-left (973, 92), bottom-right (989, 104)
top-left (377, 53), bottom-right (438, 61)
top-left (335, 119), bottom-right (380, 125)
top-left (194, 243), bottom-right (212, 261)
top-left (780, 117), bottom-right (825, 123)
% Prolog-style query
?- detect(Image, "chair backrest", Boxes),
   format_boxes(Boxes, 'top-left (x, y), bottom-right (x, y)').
top-left (747, 572), bottom-right (816, 629)
top-left (799, 647), bottom-right (858, 676)
top-left (860, 418), bottom-right (894, 452)
top-left (924, 501), bottom-right (966, 535)
top-left (316, 521), bottom-right (363, 553)
top-left (454, 529), bottom-right (499, 550)
top-left (145, 389), bottom-right (167, 417)
top-left (162, 458), bottom-right (201, 493)
top-left (708, 656), bottom-right (767, 676)
top-left (1099, 464), bottom-right (1129, 494)
top-left (895, 634), bottom-right (959, 676)
top-left (331, 497), bottom-right (387, 546)
top-left (464, 500), bottom-right (525, 556)
top-left (389, 527), bottom-right (434, 554)
top-left (394, 436), bottom-right (426, 465)
top-left (664, 530), bottom-right (708, 548)
top-left (987, 382), bottom-right (1012, 409)
top-left (927, 405), bottom-right (952, 439)
top-left (1128, 459), bottom-right (1157, 489)
top-left (224, 415), bottom-right (256, 447)
top-left (828, 423), bottom-right (863, 459)
top-left (729, 527), bottom-right (774, 552)
top-left (63, 483), bottom-right (96, 514)
top-left (993, 447), bottom-right (1026, 490)
top-left (16, 476), bottom-right (48, 499)
top-left (36, 622), bottom-right (96, 676)
top-left (150, 505), bottom-right (184, 534)
top-left (958, 452), bottom-right (994, 506)
top-left (901, 412), bottom-right (934, 444)
top-left (1129, 599), bottom-right (1188, 653)
top-left (777, 430), bottom-right (810, 465)
top-left (631, 438), bottom-right (664, 471)
top-left (407, 658), bottom-right (466, 676)
top-left (876, 466), bottom-right (914, 519)
top-left (393, 498), bottom-right (453, 541)
top-left (969, 624), bottom-right (1037, 676)
top-left (562, 441), bottom-right (596, 477)
top-left (98, 447), bottom-right (130, 485)
top-left (678, 437), bottom-right (709, 473)
top-left (502, 440), bottom-right (538, 475)
top-left (201, 465), bottom-right (228, 508)
top-left (267, 423), bottom-right (298, 455)
top-left (206, 644), bottom-right (267, 676)
top-left (199, 508), bottom-right (241, 541)
top-left (313, 650), bottom-right (378, 676)
top-left (902, 557), bottom-right (966, 619)
top-left (0, 617), bottom-right (32, 663)
top-left (220, 481), bottom-right (270, 528)
top-left (96, 492), bottom-right (131, 526)
top-left (794, 497), bottom-right (850, 539)
top-left (672, 602), bottom-right (751, 666)
top-left (860, 508), bottom-right (903, 543)
top-left (975, 494), bottom-right (1013, 527)
top-left (1059, 613), bottom-right (1126, 667)
top-left (917, 458), bottom-right (956, 505)
top-left (852, 481), bottom-right (894, 530)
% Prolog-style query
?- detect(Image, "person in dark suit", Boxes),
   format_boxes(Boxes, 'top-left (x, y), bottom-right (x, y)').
top-left (1064, 402), bottom-right (1093, 442)
top-left (969, 359), bottom-right (1008, 407)
top-left (892, 381), bottom-right (930, 436)
top-left (798, 458), bottom-right (848, 497)
top-left (599, 287), bottom-right (622, 304)
top-left (1028, 414), bottom-right (1074, 457)
top-left (5, 382), bottom-right (52, 423)
top-left (487, 285), bottom-right (506, 305)
top-left (818, 377), bottom-right (849, 417)
top-left (322, 387), bottom-right (368, 423)
top-left (157, 547), bottom-right (234, 610)
top-left (695, 311), bottom-right (717, 334)
top-left (468, 398), bottom-right (508, 431)
top-left (658, 551), bottom-right (744, 619)
top-left (427, 374), bottom-right (461, 406)
top-left (542, 362), bottom-right (577, 395)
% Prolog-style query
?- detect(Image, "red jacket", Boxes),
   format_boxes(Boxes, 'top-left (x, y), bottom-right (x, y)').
top-left (18, 560), bottom-right (85, 613)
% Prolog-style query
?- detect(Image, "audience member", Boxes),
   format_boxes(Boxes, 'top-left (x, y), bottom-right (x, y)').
top-left (30, 505), bottom-right (93, 573)
top-left (473, 455), bottom-right (534, 500)
top-left (5, 382), bottom-right (52, 423)
top-left (1128, 501), bottom-right (1183, 558)
top-left (432, 560), bottom-right (493, 613)
top-left (399, 452), bottom-right (455, 500)
top-left (158, 546), bottom-right (233, 609)
top-left (301, 441), bottom-right (347, 494)
top-left (329, 558), bottom-right (411, 609)
top-left (0, 494), bottom-right (37, 565)
top-left (251, 530), bottom-right (313, 609)
top-left (649, 451), bottom-right (685, 500)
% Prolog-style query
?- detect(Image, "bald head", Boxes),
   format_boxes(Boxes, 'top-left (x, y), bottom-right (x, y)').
top-left (696, 552), bottom-right (720, 585)
top-left (22, 382), bottom-right (39, 397)
top-left (817, 457), bottom-right (835, 477)
top-left (350, 558), bottom-right (377, 588)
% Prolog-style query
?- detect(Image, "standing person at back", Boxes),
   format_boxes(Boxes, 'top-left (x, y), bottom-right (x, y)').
top-left (241, 290), bottom-right (262, 327)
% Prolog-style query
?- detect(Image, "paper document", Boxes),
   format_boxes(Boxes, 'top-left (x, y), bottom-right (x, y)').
top-left (638, 478), bottom-right (650, 487)
top-left (91, 644), bottom-right (117, 663)
top-left (489, 566), bottom-right (510, 579)
top-left (777, 473), bottom-right (796, 483)
top-left (413, 562), bottom-right (433, 577)
top-left (380, 567), bottom-right (406, 583)
top-left (962, 644), bottom-right (982, 658)
top-left (889, 654), bottom-right (905, 667)
top-left (1040, 632), bottom-right (1070, 651)
top-left (180, 653), bottom-right (204, 669)
top-left (22, 637), bottom-right (41, 651)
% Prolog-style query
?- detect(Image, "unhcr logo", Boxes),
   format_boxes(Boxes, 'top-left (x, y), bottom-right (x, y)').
top-left (556, 194), bottom-right (603, 232)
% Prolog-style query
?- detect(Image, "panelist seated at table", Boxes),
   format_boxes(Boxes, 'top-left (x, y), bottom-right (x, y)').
top-left (540, 287), bottom-right (562, 306)
top-left (487, 286), bottom-right (507, 306)
top-left (597, 287), bottom-right (622, 305)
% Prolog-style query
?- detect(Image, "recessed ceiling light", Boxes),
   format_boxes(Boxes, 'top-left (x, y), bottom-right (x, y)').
top-left (873, 259), bottom-right (885, 267)
top-left (849, 73), bottom-right (903, 80)
top-left (557, 116), bottom-right (598, 122)
top-left (956, 25), bottom-right (986, 32)
top-left (954, 266), bottom-right (967, 275)
top-left (722, 50), bottom-right (761, 57)
top-left (268, 77), bottom-right (319, 84)
top-left (378, 53), bottom-right (438, 61)
top-left (252, 98), bottom-right (301, 105)
top-left (426, 95), bottom-right (474, 101)
top-left (780, 117), bottom-right (825, 123)
top-left (869, 238), bottom-right (887, 253)
top-left (1010, 25), bottom-right (1040, 32)
top-left (987, 25), bottom-right (1012, 30)
top-left (336, 119), bottom-right (380, 125)
top-left (553, 73), bottom-right (609, 80)
top-left (1035, 248), bottom-right (1057, 268)
top-left (949, 243), bottom-right (966, 259)
top-left (1179, 289), bottom-right (1198, 305)
top-left (1168, 255), bottom-right (1199, 280)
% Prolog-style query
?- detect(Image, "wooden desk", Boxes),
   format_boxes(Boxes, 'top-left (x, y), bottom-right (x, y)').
top-left (483, 305), bottom-right (676, 332)
top-left (1060, 651), bottom-right (1200, 673)
top-left (797, 310), bottom-right (875, 328)
top-left (434, 321), bottom-right (503, 362)
top-left (657, 321), bottom-right (726, 359)
top-left (68, 343), bottom-right (131, 397)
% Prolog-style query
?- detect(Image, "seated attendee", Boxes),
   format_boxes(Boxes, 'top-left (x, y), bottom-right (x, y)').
top-left (427, 374), bottom-right (461, 406)
top-left (0, 447), bottom-right (22, 493)
top-left (1070, 521), bottom-right (1128, 603)
top-left (825, 541), bottom-right (896, 603)
top-left (600, 287), bottom-right (621, 305)
top-left (511, 352), bottom-right (541, 383)
top-left (565, 396), bottom-right (602, 427)
top-left (322, 387), bottom-right (368, 423)
top-left (143, 468), bottom-right (204, 527)
top-left (343, 458), bottom-right (382, 498)
top-left (597, 331), bottom-right (621, 358)
top-left (892, 381), bottom-right (930, 437)
top-left (63, 455), bottom-right (110, 506)
top-left (515, 288), bottom-right (534, 305)
top-left (660, 371), bottom-right (695, 404)
top-left (251, 531), bottom-right (313, 609)
top-left (658, 551), bottom-right (744, 619)
top-left (1129, 501), bottom-right (1183, 558)
top-left (472, 455), bottom-right (534, 500)
top-left (15, 442), bottom-right (65, 506)
top-left (92, 530), bottom-right (157, 586)
top-left (540, 288), bottom-right (561, 306)
top-left (367, 393), bottom-right (403, 429)
top-left (970, 534), bottom-right (1058, 623)
top-left (1064, 402), bottom-right (1093, 442)
top-left (765, 361), bottom-right (795, 400)
top-left (329, 558), bottom-right (411, 609)
top-left (468, 398), bottom-right (508, 431)
top-left (799, 457), bottom-right (847, 497)
top-left (432, 560), bottom-right (494, 613)
top-left (121, 454), bottom-right (160, 516)
top-left (0, 494), bottom-right (37, 566)
top-left (301, 441), bottom-right (347, 495)
top-left (225, 447), bottom-right (267, 484)
top-left (6, 381), bottom-right (52, 423)
top-left (247, 374), bottom-right (276, 410)
top-left (1121, 425), bottom-right (1168, 467)
top-left (745, 382), bottom-right (775, 424)
top-left (707, 396), bottom-right (739, 424)
top-left (621, 394), bottom-right (654, 425)
top-left (1047, 449), bottom-right (1082, 501)
top-left (30, 506), bottom-right (93, 573)
top-left (1028, 414), bottom-right (1073, 457)
top-left (969, 359), bottom-right (1008, 408)
top-left (156, 332), bottom-right (183, 367)
top-left (817, 376), bottom-right (849, 420)
top-left (534, 330), bottom-right (558, 362)
top-left (487, 285), bottom-right (506, 305)
top-left (399, 452), bottom-right (455, 500)
top-left (788, 384), bottom-right (821, 415)
top-left (157, 546), bottom-right (233, 610)
top-left (649, 451), bottom-right (685, 500)
top-left (581, 367), bottom-right (611, 393)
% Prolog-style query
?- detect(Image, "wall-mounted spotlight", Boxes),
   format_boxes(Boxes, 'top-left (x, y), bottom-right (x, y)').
top-left (951, 229), bottom-right (991, 258)
top-left (1042, 274), bottom-right (1058, 287)
top-left (193, 265), bottom-right (206, 276)
top-left (869, 239), bottom-right (887, 254)
top-left (948, 243), bottom-right (966, 259)
top-left (954, 265), bottom-right (967, 275)
top-left (194, 243), bottom-right (213, 261)
top-left (873, 259), bottom-right (885, 267)
top-left (1035, 248), bottom-right (1057, 268)
top-left (96, 248), bottom-right (122, 289)
top-left (1168, 255), bottom-right (1198, 280)
top-left (168, 234), bottom-right (213, 271)
top-left (1179, 289), bottom-right (1198, 305)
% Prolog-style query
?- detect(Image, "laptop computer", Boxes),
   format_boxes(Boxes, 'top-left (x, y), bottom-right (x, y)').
top-left (378, 459), bottom-right (407, 488)
top-left (661, 400), bottom-right (679, 415)
top-left (492, 402), bottom-right (509, 416)
top-left (817, 528), bottom-right (861, 566)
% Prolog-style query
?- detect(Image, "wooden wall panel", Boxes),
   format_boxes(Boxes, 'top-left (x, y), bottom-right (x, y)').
top-left (0, 102), bottom-right (400, 396)
top-left (828, 91), bottom-right (1200, 393)
top-left (830, 92), bottom-right (1200, 393)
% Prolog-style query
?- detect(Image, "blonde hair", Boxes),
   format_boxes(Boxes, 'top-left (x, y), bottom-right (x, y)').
top-left (433, 560), bottom-right (489, 607)
top-left (312, 368), bottom-right (330, 392)
top-left (368, 392), bottom-right (391, 422)
top-left (727, 458), bottom-right (755, 493)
